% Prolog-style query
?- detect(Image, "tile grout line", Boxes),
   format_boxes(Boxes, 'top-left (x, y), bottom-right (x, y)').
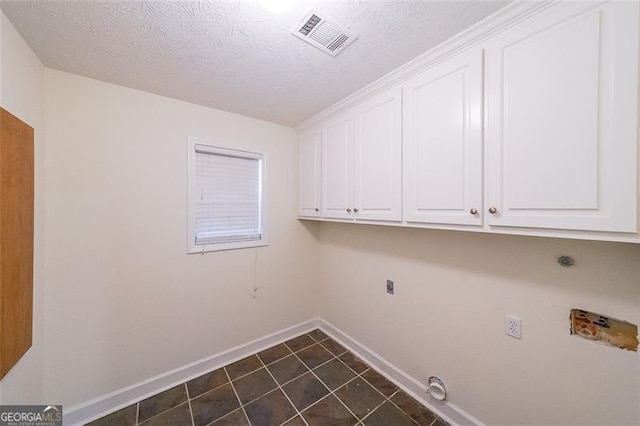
top-left (227, 379), bottom-right (284, 409)
top-left (184, 383), bottom-right (196, 426)
top-left (333, 349), bottom-right (372, 378)
top-left (313, 360), bottom-right (404, 425)
top-left (280, 335), bottom-right (363, 421)
top-left (137, 349), bottom-right (305, 424)
top-left (94, 330), bottom-right (442, 426)
top-left (258, 345), bottom-right (310, 426)
top-left (136, 391), bottom-right (191, 425)
top-left (308, 332), bottom-right (330, 344)
top-left (326, 336), bottom-right (447, 425)
top-left (284, 342), bottom-right (338, 425)
top-left (261, 354), bottom-right (312, 389)
top-left (357, 369), bottom-right (426, 426)
top-left (223, 367), bottom-right (252, 426)
top-left (384, 390), bottom-right (425, 426)
top-left (227, 350), bottom-right (311, 408)
top-left (189, 373), bottom-right (239, 402)
top-left (227, 361), bottom-right (264, 382)
top-left (136, 401), bottom-right (192, 426)
top-left (287, 343), bottom-right (363, 424)
top-left (356, 397), bottom-right (389, 425)
top-left (203, 407), bottom-right (244, 426)
top-left (207, 345), bottom-right (426, 426)
top-left (302, 368), bottom-right (360, 423)
top-left (358, 369), bottom-right (405, 424)
top-left (220, 346), bottom-right (380, 423)
top-left (286, 336), bottom-right (399, 424)
top-left (285, 342), bottom-right (316, 354)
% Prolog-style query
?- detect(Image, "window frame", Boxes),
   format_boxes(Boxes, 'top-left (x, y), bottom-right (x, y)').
top-left (187, 137), bottom-right (268, 254)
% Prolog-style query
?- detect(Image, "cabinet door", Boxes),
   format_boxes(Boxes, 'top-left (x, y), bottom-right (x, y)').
top-left (322, 111), bottom-right (354, 220)
top-left (485, 1), bottom-right (638, 232)
top-left (298, 128), bottom-right (321, 217)
top-left (403, 49), bottom-right (483, 226)
top-left (354, 86), bottom-right (402, 222)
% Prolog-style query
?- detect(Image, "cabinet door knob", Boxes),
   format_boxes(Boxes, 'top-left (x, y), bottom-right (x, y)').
top-left (315, 208), bottom-right (319, 212)
top-left (346, 208), bottom-right (352, 213)
top-left (354, 208), bottom-right (359, 213)
top-left (488, 207), bottom-right (498, 214)
top-left (469, 208), bottom-right (478, 215)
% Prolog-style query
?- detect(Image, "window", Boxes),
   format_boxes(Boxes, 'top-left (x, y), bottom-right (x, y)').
top-left (187, 138), bottom-right (266, 253)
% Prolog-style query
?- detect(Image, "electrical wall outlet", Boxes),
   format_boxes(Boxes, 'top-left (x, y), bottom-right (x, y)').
top-left (386, 279), bottom-right (394, 295)
top-left (505, 315), bottom-right (522, 339)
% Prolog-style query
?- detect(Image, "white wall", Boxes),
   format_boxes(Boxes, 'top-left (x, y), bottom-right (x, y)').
top-left (42, 69), bottom-right (320, 407)
top-left (316, 222), bottom-right (640, 424)
top-left (4, 7), bottom-right (639, 424)
top-left (0, 11), bottom-right (45, 405)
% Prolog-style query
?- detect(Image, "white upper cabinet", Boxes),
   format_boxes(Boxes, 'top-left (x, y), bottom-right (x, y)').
top-left (320, 86), bottom-right (403, 222)
top-left (403, 49), bottom-right (483, 226)
top-left (298, 128), bottom-right (321, 217)
top-left (485, 1), bottom-right (638, 233)
top-left (298, 1), bottom-right (640, 243)
top-left (322, 111), bottom-right (354, 220)
top-left (354, 86), bottom-right (403, 222)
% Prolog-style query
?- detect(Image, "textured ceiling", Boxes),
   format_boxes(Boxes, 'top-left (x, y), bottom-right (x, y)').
top-left (1, 1), bottom-right (510, 126)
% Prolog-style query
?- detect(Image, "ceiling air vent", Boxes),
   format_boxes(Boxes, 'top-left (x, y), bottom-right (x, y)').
top-left (292, 11), bottom-right (357, 57)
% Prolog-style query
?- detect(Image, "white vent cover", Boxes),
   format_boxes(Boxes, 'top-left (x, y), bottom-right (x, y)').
top-left (292, 10), bottom-right (357, 57)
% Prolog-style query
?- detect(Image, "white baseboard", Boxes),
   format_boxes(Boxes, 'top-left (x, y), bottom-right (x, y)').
top-left (65, 318), bottom-right (322, 425)
top-left (65, 317), bottom-right (481, 426)
top-left (317, 319), bottom-right (483, 426)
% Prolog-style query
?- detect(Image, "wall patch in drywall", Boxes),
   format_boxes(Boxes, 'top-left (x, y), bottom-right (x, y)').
top-left (570, 309), bottom-right (638, 352)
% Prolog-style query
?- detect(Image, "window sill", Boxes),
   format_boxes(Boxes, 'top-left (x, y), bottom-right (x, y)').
top-left (187, 240), bottom-right (268, 254)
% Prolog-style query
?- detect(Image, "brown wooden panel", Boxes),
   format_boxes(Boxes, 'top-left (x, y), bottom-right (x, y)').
top-left (0, 107), bottom-right (34, 378)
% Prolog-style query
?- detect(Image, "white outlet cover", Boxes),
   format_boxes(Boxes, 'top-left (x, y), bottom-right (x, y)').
top-left (505, 314), bottom-right (522, 339)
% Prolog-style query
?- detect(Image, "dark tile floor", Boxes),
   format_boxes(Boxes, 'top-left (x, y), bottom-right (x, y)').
top-left (87, 329), bottom-right (449, 426)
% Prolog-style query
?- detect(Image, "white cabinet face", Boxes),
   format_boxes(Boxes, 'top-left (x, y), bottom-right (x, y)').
top-left (403, 50), bottom-right (483, 226)
top-left (354, 87), bottom-right (403, 222)
top-left (485, 2), bottom-right (638, 232)
top-left (298, 128), bottom-right (321, 217)
top-left (322, 112), bottom-right (354, 219)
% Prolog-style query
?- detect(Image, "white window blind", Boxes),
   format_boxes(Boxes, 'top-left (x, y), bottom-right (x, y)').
top-left (192, 143), bottom-right (263, 247)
